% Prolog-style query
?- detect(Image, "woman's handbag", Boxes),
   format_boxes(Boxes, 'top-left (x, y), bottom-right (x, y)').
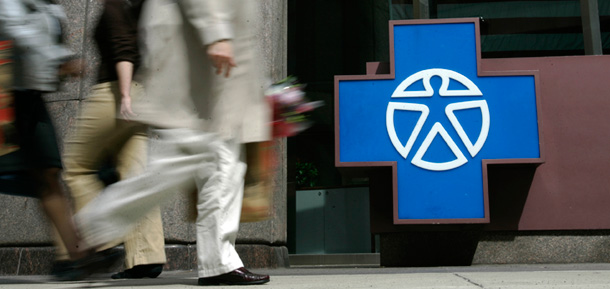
top-left (240, 140), bottom-right (275, 223)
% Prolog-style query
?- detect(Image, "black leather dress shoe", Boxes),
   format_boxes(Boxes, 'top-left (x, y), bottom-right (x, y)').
top-left (198, 267), bottom-right (270, 286)
top-left (54, 249), bottom-right (123, 281)
top-left (51, 260), bottom-right (74, 280)
top-left (111, 264), bottom-right (164, 279)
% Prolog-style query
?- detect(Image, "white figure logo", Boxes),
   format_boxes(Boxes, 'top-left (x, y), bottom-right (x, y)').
top-left (386, 68), bottom-right (490, 171)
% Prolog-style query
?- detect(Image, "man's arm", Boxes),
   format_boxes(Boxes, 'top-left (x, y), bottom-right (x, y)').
top-left (178, 0), bottom-right (237, 77)
top-left (0, 0), bottom-right (73, 63)
top-left (178, 0), bottom-right (235, 46)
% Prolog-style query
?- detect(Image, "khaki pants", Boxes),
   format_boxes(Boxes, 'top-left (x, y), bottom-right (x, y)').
top-left (57, 82), bottom-right (166, 269)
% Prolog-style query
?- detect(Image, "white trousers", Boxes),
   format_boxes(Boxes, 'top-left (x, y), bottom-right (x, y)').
top-left (75, 129), bottom-right (245, 277)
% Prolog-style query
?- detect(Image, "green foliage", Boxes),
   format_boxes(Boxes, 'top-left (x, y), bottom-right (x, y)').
top-left (295, 161), bottom-right (319, 188)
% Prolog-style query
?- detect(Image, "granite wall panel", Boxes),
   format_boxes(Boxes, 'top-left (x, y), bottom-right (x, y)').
top-left (0, 0), bottom-right (289, 270)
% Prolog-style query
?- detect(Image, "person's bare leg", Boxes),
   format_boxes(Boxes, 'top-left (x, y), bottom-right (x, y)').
top-left (39, 167), bottom-right (124, 281)
top-left (37, 167), bottom-right (87, 260)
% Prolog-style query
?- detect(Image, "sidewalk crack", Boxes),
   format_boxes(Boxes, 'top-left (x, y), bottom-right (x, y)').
top-left (454, 273), bottom-right (485, 288)
top-left (16, 248), bottom-right (23, 275)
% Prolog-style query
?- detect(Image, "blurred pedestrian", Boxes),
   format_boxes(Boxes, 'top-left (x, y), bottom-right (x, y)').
top-left (0, 0), bottom-right (121, 281)
top-left (74, 0), bottom-right (271, 285)
top-left (53, 0), bottom-right (166, 280)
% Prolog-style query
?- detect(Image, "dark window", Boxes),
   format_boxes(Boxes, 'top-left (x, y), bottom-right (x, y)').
top-left (391, 0), bottom-right (608, 57)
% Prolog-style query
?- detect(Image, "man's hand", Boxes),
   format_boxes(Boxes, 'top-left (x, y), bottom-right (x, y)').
top-left (207, 40), bottom-right (236, 78)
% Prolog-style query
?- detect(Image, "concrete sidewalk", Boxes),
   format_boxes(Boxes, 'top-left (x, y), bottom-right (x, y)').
top-left (1, 264), bottom-right (610, 288)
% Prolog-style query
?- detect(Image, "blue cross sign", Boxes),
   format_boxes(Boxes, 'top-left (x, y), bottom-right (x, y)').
top-left (335, 19), bottom-right (542, 224)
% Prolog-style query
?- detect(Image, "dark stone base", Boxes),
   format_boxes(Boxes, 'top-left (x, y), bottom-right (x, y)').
top-left (0, 247), bottom-right (57, 276)
top-left (473, 230), bottom-right (610, 264)
top-left (380, 230), bottom-right (610, 267)
top-left (380, 231), bottom-right (481, 267)
top-left (0, 244), bottom-right (289, 276)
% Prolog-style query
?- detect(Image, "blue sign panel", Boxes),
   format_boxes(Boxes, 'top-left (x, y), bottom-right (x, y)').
top-left (336, 19), bottom-right (541, 224)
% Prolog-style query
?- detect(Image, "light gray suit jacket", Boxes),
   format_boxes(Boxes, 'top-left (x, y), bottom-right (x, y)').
top-left (133, 0), bottom-right (271, 143)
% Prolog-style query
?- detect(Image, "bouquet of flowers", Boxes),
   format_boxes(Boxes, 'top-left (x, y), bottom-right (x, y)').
top-left (241, 77), bottom-right (322, 223)
top-left (265, 76), bottom-right (323, 138)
